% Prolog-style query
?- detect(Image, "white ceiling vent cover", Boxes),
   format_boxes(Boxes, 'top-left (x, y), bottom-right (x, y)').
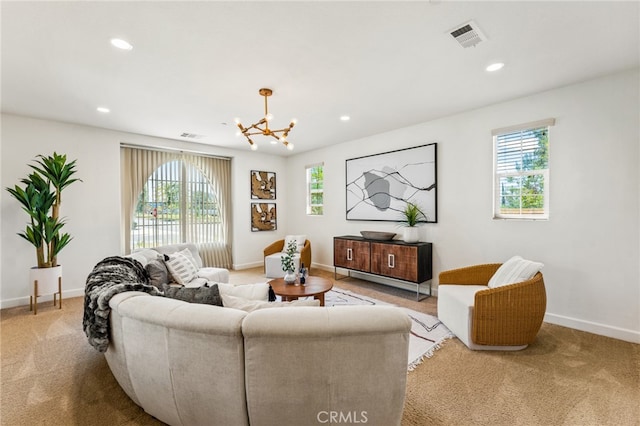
top-left (180, 132), bottom-right (205, 139)
top-left (449, 20), bottom-right (486, 48)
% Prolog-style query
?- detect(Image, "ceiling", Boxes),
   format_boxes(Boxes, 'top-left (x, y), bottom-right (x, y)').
top-left (2, 1), bottom-right (638, 156)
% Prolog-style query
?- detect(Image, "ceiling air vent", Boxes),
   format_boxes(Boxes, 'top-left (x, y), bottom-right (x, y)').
top-left (449, 20), bottom-right (486, 48)
top-left (180, 132), bottom-right (205, 139)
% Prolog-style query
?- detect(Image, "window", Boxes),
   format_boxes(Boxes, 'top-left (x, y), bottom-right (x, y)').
top-left (132, 160), bottom-right (221, 249)
top-left (306, 163), bottom-right (324, 215)
top-left (493, 119), bottom-right (555, 220)
top-left (121, 147), bottom-right (232, 267)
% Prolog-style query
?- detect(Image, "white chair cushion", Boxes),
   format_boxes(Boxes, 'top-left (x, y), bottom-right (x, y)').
top-left (264, 252), bottom-right (301, 279)
top-left (488, 256), bottom-right (544, 288)
top-left (284, 235), bottom-right (306, 253)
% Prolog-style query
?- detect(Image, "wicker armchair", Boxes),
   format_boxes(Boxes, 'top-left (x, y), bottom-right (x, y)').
top-left (263, 239), bottom-right (311, 277)
top-left (438, 263), bottom-right (546, 350)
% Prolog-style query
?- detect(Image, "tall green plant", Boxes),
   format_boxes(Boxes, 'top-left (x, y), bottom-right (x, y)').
top-left (6, 153), bottom-right (81, 268)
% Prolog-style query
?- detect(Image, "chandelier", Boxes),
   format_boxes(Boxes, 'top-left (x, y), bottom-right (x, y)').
top-left (234, 88), bottom-right (296, 151)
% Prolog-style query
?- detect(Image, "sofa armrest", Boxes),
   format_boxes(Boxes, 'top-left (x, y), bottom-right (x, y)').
top-left (439, 263), bottom-right (502, 286)
top-left (472, 272), bottom-right (546, 345)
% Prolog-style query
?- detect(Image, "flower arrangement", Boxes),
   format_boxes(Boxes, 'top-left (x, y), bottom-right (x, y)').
top-left (281, 240), bottom-right (297, 272)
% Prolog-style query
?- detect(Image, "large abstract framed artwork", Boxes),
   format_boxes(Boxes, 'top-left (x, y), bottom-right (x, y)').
top-left (251, 170), bottom-right (276, 199)
top-left (346, 143), bottom-right (437, 222)
top-left (251, 203), bottom-right (277, 231)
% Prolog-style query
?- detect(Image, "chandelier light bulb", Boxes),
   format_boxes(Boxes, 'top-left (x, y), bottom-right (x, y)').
top-left (286, 143), bottom-right (294, 151)
top-left (250, 143), bottom-right (258, 151)
top-left (265, 113), bottom-right (273, 121)
top-left (235, 130), bottom-right (242, 137)
top-left (291, 118), bottom-right (298, 125)
top-left (270, 140), bottom-right (278, 145)
top-left (234, 117), bottom-right (241, 124)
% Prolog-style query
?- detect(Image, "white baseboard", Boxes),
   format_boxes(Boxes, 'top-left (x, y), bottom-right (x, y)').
top-left (1, 288), bottom-right (85, 310)
top-left (544, 312), bottom-right (640, 344)
top-left (232, 261), bottom-right (263, 270)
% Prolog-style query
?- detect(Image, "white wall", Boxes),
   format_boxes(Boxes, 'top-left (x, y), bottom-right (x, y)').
top-left (1, 115), bottom-right (287, 306)
top-left (2, 69), bottom-right (638, 343)
top-left (286, 69), bottom-right (640, 343)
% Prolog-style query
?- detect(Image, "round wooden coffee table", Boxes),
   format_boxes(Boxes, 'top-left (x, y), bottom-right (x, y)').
top-left (267, 276), bottom-right (334, 306)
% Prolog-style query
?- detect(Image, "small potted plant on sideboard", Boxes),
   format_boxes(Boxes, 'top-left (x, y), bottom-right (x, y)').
top-left (399, 201), bottom-right (426, 243)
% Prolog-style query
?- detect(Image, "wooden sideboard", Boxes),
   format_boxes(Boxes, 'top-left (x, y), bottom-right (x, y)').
top-left (333, 236), bottom-right (432, 300)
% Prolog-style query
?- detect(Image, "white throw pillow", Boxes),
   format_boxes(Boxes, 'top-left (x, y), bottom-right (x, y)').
top-left (217, 282), bottom-right (270, 301)
top-left (284, 234), bottom-right (307, 253)
top-left (488, 256), bottom-right (544, 288)
top-left (164, 248), bottom-right (199, 285)
top-left (221, 293), bottom-right (320, 312)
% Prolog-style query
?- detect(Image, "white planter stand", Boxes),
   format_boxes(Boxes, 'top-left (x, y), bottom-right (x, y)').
top-left (29, 265), bottom-right (62, 315)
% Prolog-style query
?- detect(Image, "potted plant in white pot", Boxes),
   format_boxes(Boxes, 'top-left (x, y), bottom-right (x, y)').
top-left (6, 152), bottom-right (81, 312)
top-left (399, 201), bottom-right (426, 243)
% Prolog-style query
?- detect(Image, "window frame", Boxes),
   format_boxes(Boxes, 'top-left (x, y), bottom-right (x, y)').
top-left (492, 118), bottom-right (555, 220)
top-left (305, 163), bottom-right (324, 216)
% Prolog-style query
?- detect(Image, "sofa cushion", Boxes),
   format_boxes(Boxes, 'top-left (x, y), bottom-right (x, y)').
top-left (164, 248), bottom-right (199, 285)
top-left (145, 256), bottom-right (169, 287)
top-left (488, 256), bottom-right (544, 288)
top-left (284, 234), bottom-right (306, 253)
top-left (126, 248), bottom-right (158, 268)
top-left (217, 282), bottom-right (270, 301)
top-left (197, 267), bottom-right (230, 284)
top-left (221, 293), bottom-right (319, 312)
top-left (153, 243), bottom-right (204, 269)
top-left (161, 283), bottom-right (223, 306)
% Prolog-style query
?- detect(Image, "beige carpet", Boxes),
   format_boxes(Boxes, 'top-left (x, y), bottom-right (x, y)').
top-left (1, 267), bottom-right (639, 426)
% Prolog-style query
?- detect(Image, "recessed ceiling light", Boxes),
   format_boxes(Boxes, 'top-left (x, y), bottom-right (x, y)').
top-left (96, 107), bottom-right (110, 113)
top-left (110, 38), bottom-right (133, 50)
top-left (486, 62), bottom-right (504, 72)
top-left (340, 115), bottom-right (351, 121)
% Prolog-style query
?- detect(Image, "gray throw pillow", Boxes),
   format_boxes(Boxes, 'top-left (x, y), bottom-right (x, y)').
top-left (161, 283), bottom-right (223, 306)
top-left (145, 257), bottom-right (169, 287)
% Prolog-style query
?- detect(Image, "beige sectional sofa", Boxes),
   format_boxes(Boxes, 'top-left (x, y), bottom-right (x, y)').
top-left (105, 291), bottom-right (411, 426)
top-left (104, 243), bottom-right (411, 425)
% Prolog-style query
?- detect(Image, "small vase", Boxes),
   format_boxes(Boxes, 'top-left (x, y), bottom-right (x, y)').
top-left (403, 227), bottom-right (419, 243)
top-left (283, 270), bottom-right (296, 284)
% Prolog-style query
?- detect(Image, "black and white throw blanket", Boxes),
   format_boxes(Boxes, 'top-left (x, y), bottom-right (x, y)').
top-left (83, 256), bottom-right (162, 352)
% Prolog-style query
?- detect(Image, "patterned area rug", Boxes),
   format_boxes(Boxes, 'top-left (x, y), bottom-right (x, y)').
top-left (324, 287), bottom-right (453, 370)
